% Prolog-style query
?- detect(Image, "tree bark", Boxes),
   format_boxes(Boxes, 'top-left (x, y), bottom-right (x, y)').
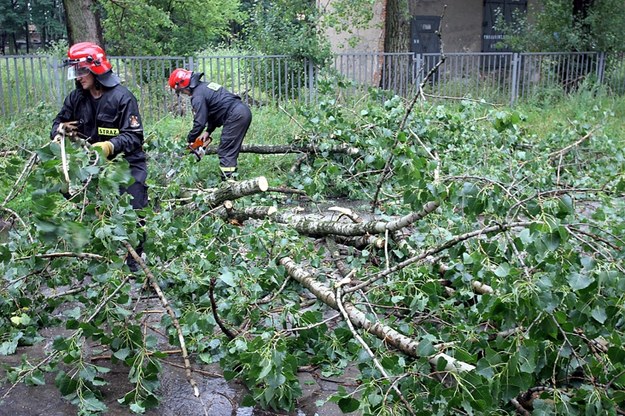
top-left (268, 201), bottom-right (439, 237)
top-left (62, 0), bottom-right (104, 46)
top-left (384, 0), bottom-right (410, 53)
top-left (202, 143), bottom-right (360, 156)
top-left (279, 256), bottom-right (474, 371)
top-left (199, 176), bottom-right (269, 207)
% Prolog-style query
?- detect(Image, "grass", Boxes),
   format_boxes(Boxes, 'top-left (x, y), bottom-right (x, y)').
top-left (1, 85), bottom-right (624, 188)
top-left (517, 88), bottom-right (625, 143)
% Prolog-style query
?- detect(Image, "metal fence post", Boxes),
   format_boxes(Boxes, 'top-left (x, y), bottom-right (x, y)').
top-left (414, 53), bottom-right (422, 89)
top-left (307, 58), bottom-right (315, 104)
top-left (596, 52), bottom-right (606, 84)
top-left (52, 57), bottom-right (62, 108)
top-left (510, 53), bottom-right (519, 106)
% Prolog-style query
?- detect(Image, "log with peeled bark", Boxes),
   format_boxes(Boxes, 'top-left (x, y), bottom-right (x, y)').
top-left (202, 143), bottom-right (360, 155)
top-left (279, 256), bottom-right (474, 371)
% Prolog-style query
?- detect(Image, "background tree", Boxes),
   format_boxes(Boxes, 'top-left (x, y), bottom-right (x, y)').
top-left (30, 0), bottom-right (67, 47)
top-left (242, 0), bottom-right (330, 64)
top-left (101, 0), bottom-right (243, 56)
top-left (383, 0), bottom-right (410, 53)
top-left (62, 0), bottom-right (103, 45)
top-left (0, 0), bottom-right (65, 54)
top-left (495, 0), bottom-right (625, 52)
top-left (0, 0), bottom-right (28, 54)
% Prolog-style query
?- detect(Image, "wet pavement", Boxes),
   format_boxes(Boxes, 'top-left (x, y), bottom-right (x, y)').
top-left (0, 294), bottom-right (360, 416)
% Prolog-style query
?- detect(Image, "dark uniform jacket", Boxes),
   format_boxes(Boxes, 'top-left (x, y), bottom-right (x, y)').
top-left (51, 84), bottom-right (147, 185)
top-left (187, 73), bottom-right (242, 143)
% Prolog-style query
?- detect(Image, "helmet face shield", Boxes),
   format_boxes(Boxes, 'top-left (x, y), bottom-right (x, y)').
top-left (66, 64), bottom-right (92, 80)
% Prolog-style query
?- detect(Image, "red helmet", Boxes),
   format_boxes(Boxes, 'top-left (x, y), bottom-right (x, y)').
top-left (66, 42), bottom-right (112, 75)
top-left (168, 68), bottom-right (192, 90)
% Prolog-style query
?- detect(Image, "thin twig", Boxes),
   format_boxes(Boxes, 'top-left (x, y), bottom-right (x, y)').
top-left (547, 128), bottom-right (596, 161)
top-left (59, 133), bottom-right (71, 184)
top-left (0, 205), bottom-right (33, 243)
top-left (209, 276), bottom-right (237, 340)
top-left (346, 220), bottom-right (533, 293)
top-left (3, 153), bottom-right (37, 205)
top-left (123, 242), bottom-right (200, 397)
top-left (370, 6), bottom-right (447, 212)
top-left (14, 252), bottom-right (106, 261)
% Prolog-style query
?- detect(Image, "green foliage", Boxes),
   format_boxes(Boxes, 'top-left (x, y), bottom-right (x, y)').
top-left (0, 0), bottom-right (29, 52)
top-left (494, 0), bottom-right (625, 52)
top-left (243, 0), bottom-right (331, 65)
top-left (101, 0), bottom-right (244, 56)
top-left (317, 0), bottom-right (377, 49)
top-left (1, 83), bottom-right (625, 415)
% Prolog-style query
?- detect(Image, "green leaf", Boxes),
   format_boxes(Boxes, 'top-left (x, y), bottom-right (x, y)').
top-left (219, 269), bottom-right (236, 287)
top-left (567, 272), bottom-right (593, 290)
top-left (591, 307), bottom-right (607, 324)
top-left (494, 263), bottom-right (510, 277)
top-left (518, 228), bottom-right (533, 245)
top-left (0, 338), bottom-right (19, 355)
top-left (338, 397), bottom-right (360, 413)
top-left (113, 348), bottom-right (131, 361)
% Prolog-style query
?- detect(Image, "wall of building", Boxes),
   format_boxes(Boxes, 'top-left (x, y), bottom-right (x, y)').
top-left (323, 0), bottom-right (540, 54)
top-left (319, 0), bottom-right (386, 54)
top-left (411, 0), bottom-right (482, 52)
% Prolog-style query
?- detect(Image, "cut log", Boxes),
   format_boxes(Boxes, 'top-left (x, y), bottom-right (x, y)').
top-left (199, 176), bottom-right (269, 207)
top-left (214, 205), bottom-right (278, 223)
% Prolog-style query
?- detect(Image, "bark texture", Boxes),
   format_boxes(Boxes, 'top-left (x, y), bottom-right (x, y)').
top-left (384, 0), bottom-right (410, 53)
top-left (202, 143), bottom-right (360, 155)
top-left (62, 0), bottom-right (104, 45)
top-left (200, 177), bottom-right (269, 207)
top-left (269, 201), bottom-right (439, 237)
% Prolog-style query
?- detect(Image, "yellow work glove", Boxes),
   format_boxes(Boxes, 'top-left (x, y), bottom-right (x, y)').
top-left (92, 141), bottom-right (114, 157)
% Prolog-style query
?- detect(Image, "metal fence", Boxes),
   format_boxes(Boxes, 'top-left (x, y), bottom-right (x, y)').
top-left (1, 51), bottom-right (624, 120)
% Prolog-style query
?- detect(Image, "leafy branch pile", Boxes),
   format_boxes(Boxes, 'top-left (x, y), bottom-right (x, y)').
top-left (0, 93), bottom-right (624, 415)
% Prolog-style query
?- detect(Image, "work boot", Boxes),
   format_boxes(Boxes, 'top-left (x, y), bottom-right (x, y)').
top-left (220, 166), bottom-right (237, 182)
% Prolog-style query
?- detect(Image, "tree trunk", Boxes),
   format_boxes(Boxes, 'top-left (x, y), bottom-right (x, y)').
top-left (62, 0), bottom-right (104, 46)
top-left (573, 0), bottom-right (594, 19)
top-left (24, 21), bottom-right (30, 54)
top-left (268, 201), bottom-right (438, 237)
top-left (382, 0), bottom-right (411, 89)
top-left (384, 0), bottom-right (410, 53)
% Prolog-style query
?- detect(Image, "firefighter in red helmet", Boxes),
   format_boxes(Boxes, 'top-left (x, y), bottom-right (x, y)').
top-left (51, 42), bottom-right (148, 272)
top-left (168, 68), bottom-right (252, 181)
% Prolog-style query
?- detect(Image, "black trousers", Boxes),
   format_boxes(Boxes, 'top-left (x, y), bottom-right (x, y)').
top-left (218, 102), bottom-right (252, 178)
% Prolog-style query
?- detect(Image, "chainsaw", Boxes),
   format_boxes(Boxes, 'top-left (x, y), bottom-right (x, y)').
top-left (187, 135), bottom-right (212, 161)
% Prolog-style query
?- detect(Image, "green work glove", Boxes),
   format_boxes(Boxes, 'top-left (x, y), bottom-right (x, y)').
top-left (92, 141), bottom-right (114, 157)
